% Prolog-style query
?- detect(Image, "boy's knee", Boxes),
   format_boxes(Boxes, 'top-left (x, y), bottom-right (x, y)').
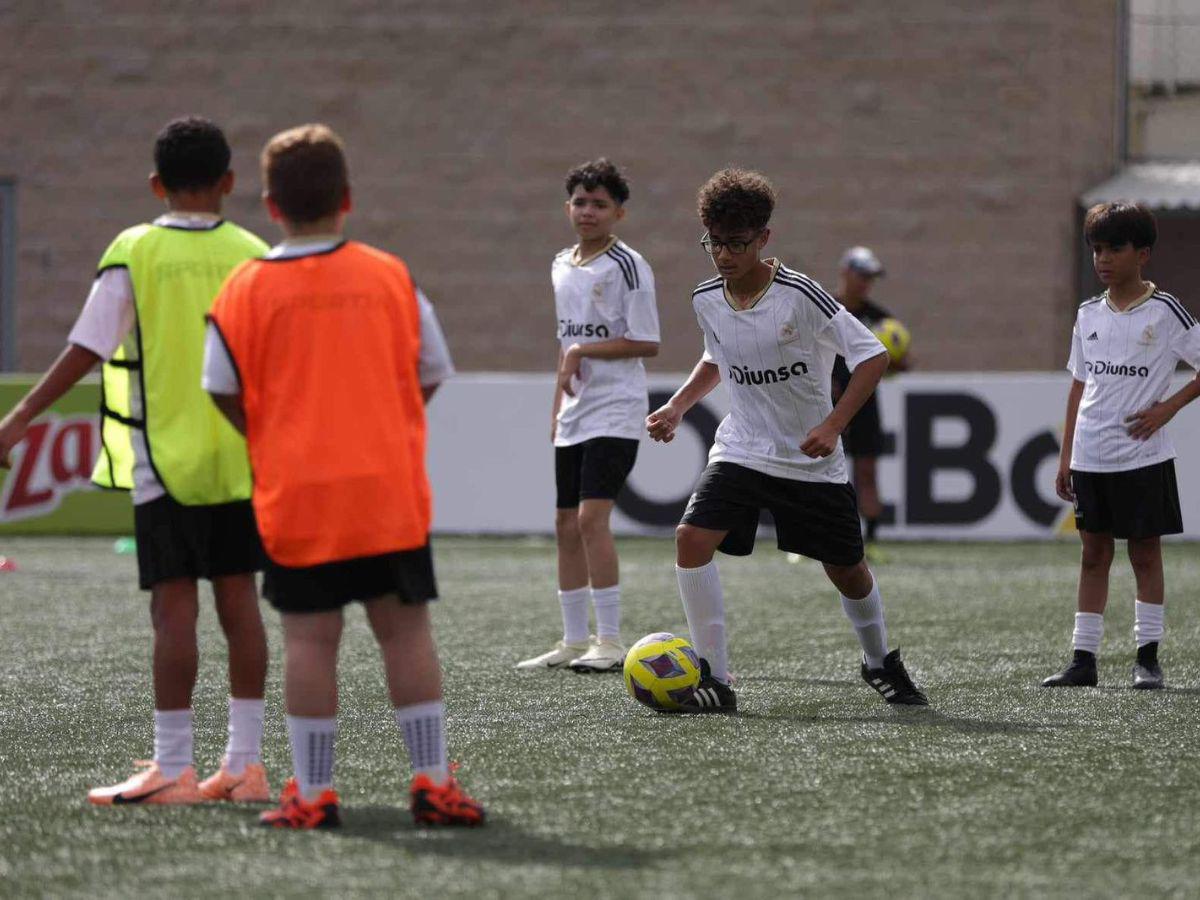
top-left (1126, 540), bottom-right (1161, 573)
top-left (577, 507), bottom-right (611, 542)
top-left (1080, 541), bottom-right (1114, 570)
top-left (675, 524), bottom-right (715, 563)
top-left (555, 508), bottom-right (581, 537)
top-left (824, 560), bottom-right (871, 596)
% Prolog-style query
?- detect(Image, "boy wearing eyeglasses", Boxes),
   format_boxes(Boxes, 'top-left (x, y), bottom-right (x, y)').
top-left (646, 168), bottom-right (928, 712)
top-left (516, 159), bottom-right (661, 674)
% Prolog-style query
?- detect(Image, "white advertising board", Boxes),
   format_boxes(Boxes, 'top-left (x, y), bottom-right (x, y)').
top-left (426, 373), bottom-right (1200, 540)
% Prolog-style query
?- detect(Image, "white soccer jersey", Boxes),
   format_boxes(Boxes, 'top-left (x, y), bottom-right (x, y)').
top-left (552, 237), bottom-right (660, 446)
top-left (693, 260), bottom-right (886, 483)
top-left (1066, 283), bottom-right (1200, 473)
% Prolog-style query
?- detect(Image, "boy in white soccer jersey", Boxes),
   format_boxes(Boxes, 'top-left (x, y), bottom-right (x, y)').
top-left (516, 159), bottom-right (660, 673)
top-left (646, 168), bottom-right (927, 711)
top-left (1043, 202), bottom-right (1200, 690)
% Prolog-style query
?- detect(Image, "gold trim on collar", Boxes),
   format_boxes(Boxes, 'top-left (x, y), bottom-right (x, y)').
top-left (723, 258), bottom-right (781, 311)
top-left (1105, 281), bottom-right (1156, 314)
top-left (572, 236), bottom-right (618, 267)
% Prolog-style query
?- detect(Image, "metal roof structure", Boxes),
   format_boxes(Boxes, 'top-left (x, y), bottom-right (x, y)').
top-left (1080, 162), bottom-right (1200, 210)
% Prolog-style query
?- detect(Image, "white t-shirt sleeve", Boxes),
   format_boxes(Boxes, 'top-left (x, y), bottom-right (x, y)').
top-left (1067, 318), bottom-right (1086, 379)
top-left (820, 307), bottom-right (886, 370)
top-left (201, 322), bottom-right (241, 395)
top-left (417, 288), bottom-right (455, 387)
top-left (67, 268), bottom-right (136, 360)
top-left (622, 262), bottom-right (660, 342)
top-left (1169, 320), bottom-right (1200, 371)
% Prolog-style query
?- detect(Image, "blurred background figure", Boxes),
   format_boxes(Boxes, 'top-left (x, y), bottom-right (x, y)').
top-left (831, 246), bottom-right (908, 561)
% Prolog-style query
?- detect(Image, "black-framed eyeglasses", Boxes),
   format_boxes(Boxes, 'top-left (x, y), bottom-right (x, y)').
top-left (700, 231), bottom-right (761, 256)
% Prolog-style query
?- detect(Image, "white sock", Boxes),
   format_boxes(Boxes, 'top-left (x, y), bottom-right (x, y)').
top-left (287, 715), bottom-right (336, 800)
top-left (559, 587), bottom-right (590, 645)
top-left (395, 700), bottom-right (449, 783)
top-left (1134, 600), bottom-right (1164, 647)
top-left (592, 585), bottom-right (621, 641)
top-left (224, 697), bottom-right (265, 775)
top-left (153, 709), bottom-right (194, 780)
top-left (1072, 612), bottom-right (1104, 656)
top-left (840, 576), bottom-right (888, 669)
top-left (675, 562), bottom-right (729, 684)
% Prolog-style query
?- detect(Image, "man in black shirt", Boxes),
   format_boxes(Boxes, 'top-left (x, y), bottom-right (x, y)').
top-left (831, 247), bottom-right (908, 558)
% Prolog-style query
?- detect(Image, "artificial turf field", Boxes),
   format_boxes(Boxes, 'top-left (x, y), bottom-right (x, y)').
top-left (1, 536), bottom-right (1199, 898)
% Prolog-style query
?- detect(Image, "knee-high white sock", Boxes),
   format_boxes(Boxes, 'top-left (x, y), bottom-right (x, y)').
top-left (224, 697), bottom-right (265, 775)
top-left (840, 576), bottom-right (888, 669)
top-left (395, 700), bottom-right (449, 784)
top-left (1134, 600), bottom-right (1164, 647)
top-left (592, 585), bottom-right (621, 641)
top-left (287, 715), bottom-right (336, 800)
top-left (559, 587), bottom-right (590, 645)
top-left (153, 708), bottom-right (194, 779)
top-left (1072, 612), bottom-right (1104, 656)
top-left (675, 562), bottom-right (729, 684)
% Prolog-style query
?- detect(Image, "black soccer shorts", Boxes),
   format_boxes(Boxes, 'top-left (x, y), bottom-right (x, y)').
top-left (681, 461), bottom-right (865, 566)
top-left (555, 437), bottom-right (639, 509)
top-left (1071, 460), bottom-right (1183, 539)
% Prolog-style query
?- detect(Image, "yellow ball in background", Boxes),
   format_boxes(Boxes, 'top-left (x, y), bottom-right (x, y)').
top-left (872, 317), bottom-right (911, 364)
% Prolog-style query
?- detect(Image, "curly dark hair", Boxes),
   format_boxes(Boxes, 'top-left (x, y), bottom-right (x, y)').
top-left (697, 168), bottom-right (776, 233)
top-left (1084, 201), bottom-right (1157, 250)
top-left (153, 116), bottom-right (231, 192)
top-left (564, 158), bottom-right (630, 204)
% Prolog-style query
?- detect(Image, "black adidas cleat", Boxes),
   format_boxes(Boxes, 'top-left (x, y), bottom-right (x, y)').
top-left (1041, 649), bottom-right (1098, 687)
top-left (1132, 642), bottom-right (1164, 690)
top-left (676, 658), bottom-right (738, 714)
top-left (861, 648), bottom-right (929, 706)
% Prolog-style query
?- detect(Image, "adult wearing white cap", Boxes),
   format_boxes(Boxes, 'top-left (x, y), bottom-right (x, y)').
top-left (831, 247), bottom-right (907, 559)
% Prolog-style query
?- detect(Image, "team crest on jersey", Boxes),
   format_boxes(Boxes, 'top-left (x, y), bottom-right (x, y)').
top-left (1137, 325), bottom-right (1156, 346)
top-left (592, 283), bottom-right (605, 300)
top-left (778, 321), bottom-right (800, 344)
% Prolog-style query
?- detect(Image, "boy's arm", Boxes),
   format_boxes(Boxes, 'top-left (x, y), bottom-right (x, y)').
top-left (208, 392), bottom-right (247, 436)
top-left (801, 351), bottom-right (888, 458)
top-left (551, 346), bottom-right (566, 442)
top-left (1125, 374), bottom-right (1200, 440)
top-left (558, 337), bottom-right (660, 398)
top-left (646, 358), bottom-right (721, 444)
top-left (0, 344), bottom-right (102, 467)
top-left (1055, 378), bottom-right (1085, 502)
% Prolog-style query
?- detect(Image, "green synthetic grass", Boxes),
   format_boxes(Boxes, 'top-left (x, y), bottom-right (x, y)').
top-left (2, 536), bottom-right (1199, 898)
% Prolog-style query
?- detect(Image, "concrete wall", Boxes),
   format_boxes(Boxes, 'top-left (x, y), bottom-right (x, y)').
top-left (0, 1), bottom-right (1121, 374)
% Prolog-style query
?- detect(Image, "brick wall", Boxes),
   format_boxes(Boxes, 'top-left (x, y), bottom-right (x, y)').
top-left (0, 0), bottom-right (1120, 373)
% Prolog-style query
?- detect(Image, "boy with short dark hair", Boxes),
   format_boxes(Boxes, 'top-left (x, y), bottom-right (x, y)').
top-left (516, 158), bottom-right (660, 673)
top-left (1044, 201), bottom-right (1200, 690)
top-left (0, 116), bottom-right (272, 804)
top-left (206, 123), bottom-right (483, 828)
top-left (646, 168), bottom-right (928, 712)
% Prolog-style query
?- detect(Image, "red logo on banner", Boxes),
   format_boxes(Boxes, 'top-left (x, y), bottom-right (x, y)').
top-left (0, 415), bottom-right (98, 522)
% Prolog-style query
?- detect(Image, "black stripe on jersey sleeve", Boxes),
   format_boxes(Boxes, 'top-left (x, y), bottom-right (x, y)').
top-left (692, 278), bottom-right (723, 297)
top-left (776, 267), bottom-right (842, 316)
top-left (1154, 292), bottom-right (1196, 328)
top-left (609, 243), bottom-right (640, 289)
top-left (774, 273), bottom-right (839, 319)
top-left (1079, 295), bottom-right (1104, 307)
top-left (605, 249), bottom-right (636, 291)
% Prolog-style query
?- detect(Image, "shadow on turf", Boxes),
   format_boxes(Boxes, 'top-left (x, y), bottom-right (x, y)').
top-left (734, 708), bottom-right (1072, 735)
top-left (213, 804), bottom-right (660, 868)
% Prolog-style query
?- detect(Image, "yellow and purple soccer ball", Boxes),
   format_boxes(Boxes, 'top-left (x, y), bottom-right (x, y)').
top-left (623, 632), bottom-right (702, 712)
top-left (872, 317), bottom-right (911, 364)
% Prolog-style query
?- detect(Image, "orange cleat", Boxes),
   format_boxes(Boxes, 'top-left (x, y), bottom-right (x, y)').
top-left (87, 761), bottom-right (204, 806)
top-left (259, 778), bottom-right (341, 829)
top-left (410, 773), bottom-right (486, 827)
top-left (199, 760), bottom-right (272, 803)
